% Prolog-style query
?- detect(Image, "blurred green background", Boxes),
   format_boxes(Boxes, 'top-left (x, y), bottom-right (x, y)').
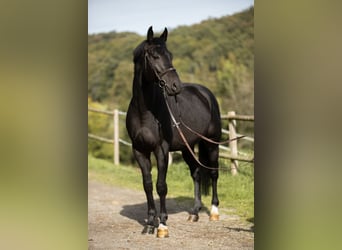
top-left (256, 1), bottom-right (342, 249)
top-left (0, 0), bottom-right (87, 249)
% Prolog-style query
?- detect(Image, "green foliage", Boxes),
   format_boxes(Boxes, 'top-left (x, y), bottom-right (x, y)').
top-left (88, 98), bottom-right (113, 160)
top-left (88, 98), bottom-right (134, 164)
top-left (88, 7), bottom-right (254, 162)
top-left (88, 154), bottom-right (254, 219)
top-left (88, 7), bottom-right (253, 111)
top-left (88, 32), bottom-right (141, 102)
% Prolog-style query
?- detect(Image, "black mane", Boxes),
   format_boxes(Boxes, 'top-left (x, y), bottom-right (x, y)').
top-left (133, 41), bottom-right (146, 63)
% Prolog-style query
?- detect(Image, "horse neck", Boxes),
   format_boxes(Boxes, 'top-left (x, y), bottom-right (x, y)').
top-left (132, 70), bottom-right (162, 115)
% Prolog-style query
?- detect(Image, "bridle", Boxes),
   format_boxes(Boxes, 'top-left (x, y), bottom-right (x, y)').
top-left (144, 49), bottom-right (177, 90)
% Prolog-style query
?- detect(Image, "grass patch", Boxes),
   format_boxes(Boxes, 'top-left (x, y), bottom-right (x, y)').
top-left (88, 154), bottom-right (254, 220)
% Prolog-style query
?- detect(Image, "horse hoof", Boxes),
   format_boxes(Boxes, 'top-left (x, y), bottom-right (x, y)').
top-left (187, 214), bottom-right (199, 222)
top-left (142, 225), bottom-right (155, 234)
top-left (209, 213), bottom-right (219, 221)
top-left (157, 224), bottom-right (169, 238)
top-left (209, 205), bottom-right (219, 221)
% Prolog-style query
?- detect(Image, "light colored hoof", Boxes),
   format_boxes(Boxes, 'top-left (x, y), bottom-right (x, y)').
top-left (209, 213), bottom-right (219, 221)
top-left (209, 205), bottom-right (219, 221)
top-left (157, 224), bottom-right (169, 238)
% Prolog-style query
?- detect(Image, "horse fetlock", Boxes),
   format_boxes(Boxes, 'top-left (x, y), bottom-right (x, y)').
top-left (188, 207), bottom-right (200, 222)
top-left (142, 224), bottom-right (155, 235)
top-left (147, 214), bottom-right (158, 225)
top-left (159, 213), bottom-right (168, 222)
top-left (190, 205), bottom-right (202, 215)
top-left (187, 213), bottom-right (199, 222)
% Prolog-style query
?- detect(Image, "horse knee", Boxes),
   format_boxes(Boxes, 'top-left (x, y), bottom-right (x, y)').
top-left (143, 179), bottom-right (153, 193)
top-left (156, 182), bottom-right (168, 196)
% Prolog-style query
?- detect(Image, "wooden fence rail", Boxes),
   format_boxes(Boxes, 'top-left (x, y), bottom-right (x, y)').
top-left (88, 107), bottom-right (254, 175)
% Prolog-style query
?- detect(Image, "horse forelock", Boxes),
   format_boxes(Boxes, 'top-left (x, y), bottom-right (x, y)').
top-left (133, 38), bottom-right (168, 63)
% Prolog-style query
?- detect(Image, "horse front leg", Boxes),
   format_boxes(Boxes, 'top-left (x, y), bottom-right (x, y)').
top-left (133, 149), bottom-right (158, 234)
top-left (154, 142), bottom-right (169, 237)
top-left (208, 145), bottom-right (220, 221)
top-left (182, 149), bottom-right (202, 222)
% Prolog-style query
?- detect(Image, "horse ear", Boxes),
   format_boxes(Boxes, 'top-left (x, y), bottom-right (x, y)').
top-left (160, 27), bottom-right (168, 42)
top-left (147, 26), bottom-right (153, 43)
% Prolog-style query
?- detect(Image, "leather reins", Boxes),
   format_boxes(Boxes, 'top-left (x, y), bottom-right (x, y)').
top-left (162, 90), bottom-right (244, 171)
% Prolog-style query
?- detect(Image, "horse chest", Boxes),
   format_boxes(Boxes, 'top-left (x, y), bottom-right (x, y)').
top-left (129, 113), bottom-right (162, 151)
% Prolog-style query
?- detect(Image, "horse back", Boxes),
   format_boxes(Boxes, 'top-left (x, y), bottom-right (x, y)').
top-left (181, 83), bottom-right (221, 128)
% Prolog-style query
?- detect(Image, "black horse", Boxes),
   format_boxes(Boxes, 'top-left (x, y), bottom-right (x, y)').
top-left (126, 27), bottom-right (222, 237)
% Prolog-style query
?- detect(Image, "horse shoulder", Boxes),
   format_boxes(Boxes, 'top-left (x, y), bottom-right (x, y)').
top-left (127, 107), bottom-right (160, 151)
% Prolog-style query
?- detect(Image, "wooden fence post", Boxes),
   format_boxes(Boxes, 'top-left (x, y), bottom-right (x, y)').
top-left (114, 109), bottom-right (119, 165)
top-left (228, 111), bottom-right (238, 175)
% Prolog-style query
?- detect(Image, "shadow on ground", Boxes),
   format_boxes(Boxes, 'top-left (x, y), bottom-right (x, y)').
top-left (120, 196), bottom-right (209, 226)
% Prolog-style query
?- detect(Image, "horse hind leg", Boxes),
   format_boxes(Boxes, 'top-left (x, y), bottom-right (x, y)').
top-left (199, 141), bottom-right (220, 221)
top-left (182, 148), bottom-right (202, 222)
top-left (209, 145), bottom-right (220, 221)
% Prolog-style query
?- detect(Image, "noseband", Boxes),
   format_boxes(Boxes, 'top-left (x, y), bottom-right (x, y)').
top-left (144, 51), bottom-right (176, 89)
top-left (157, 67), bottom-right (176, 88)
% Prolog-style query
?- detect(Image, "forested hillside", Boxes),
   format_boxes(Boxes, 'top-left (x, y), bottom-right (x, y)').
top-left (88, 7), bottom-right (253, 113)
top-left (88, 7), bottom-right (254, 162)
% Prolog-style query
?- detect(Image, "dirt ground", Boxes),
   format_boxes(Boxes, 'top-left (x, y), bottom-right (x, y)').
top-left (88, 179), bottom-right (254, 249)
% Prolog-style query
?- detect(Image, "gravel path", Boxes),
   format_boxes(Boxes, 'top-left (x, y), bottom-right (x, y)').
top-left (88, 179), bottom-right (254, 249)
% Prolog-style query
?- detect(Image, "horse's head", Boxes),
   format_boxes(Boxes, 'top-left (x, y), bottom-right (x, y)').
top-left (136, 26), bottom-right (182, 96)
